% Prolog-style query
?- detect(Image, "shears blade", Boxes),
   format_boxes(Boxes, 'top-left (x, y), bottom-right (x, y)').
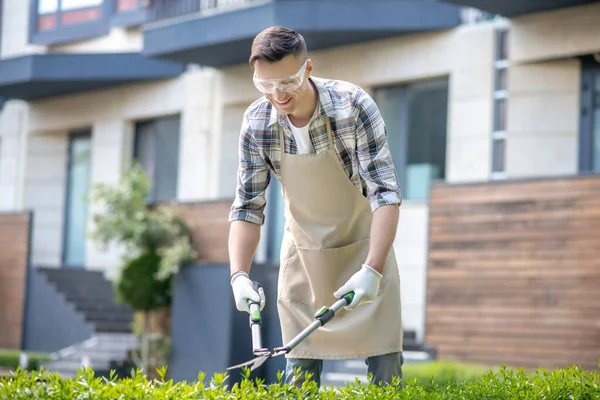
top-left (226, 353), bottom-right (271, 372)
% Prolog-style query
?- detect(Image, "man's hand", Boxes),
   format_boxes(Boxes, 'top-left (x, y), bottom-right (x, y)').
top-left (334, 264), bottom-right (382, 310)
top-left (230, 271), bottom-right (266, 312)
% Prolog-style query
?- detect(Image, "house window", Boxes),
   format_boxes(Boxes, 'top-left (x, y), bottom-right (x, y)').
top-left (31, 0), bottom-right (110, 45)
top-left (373, 77), bottom-right (449, 201)
top-left (133, 114), bottom-right (181, 203)
top-left (579, 57), bottom-right (600, 174)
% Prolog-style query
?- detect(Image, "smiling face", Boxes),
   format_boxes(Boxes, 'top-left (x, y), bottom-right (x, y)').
top-left (253, 54), bottom-right (313, 116)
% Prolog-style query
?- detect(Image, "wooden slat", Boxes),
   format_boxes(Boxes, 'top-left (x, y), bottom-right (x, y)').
top-left (0, 212), bottom-right (31, 350)
top-left (429, 176), bottom-right (600, 204)
top-left (172, 200), bottom-right (234, 264)
top-left (425, 175), bottom-right (600, 372)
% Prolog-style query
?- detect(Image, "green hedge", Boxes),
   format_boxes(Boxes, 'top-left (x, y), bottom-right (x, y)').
top-left (402, 360), bottom-right (496, 388)
top-left (1, 363), bottom-right (599, 399)
top-left (0, 350), bottom-right (51, 371)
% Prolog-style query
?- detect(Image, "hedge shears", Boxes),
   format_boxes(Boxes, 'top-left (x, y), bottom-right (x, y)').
top-left (226, 285), bottom-right (355, 372)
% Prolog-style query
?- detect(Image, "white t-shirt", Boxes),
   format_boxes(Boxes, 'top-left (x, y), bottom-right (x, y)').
top-left (286, 115), bottom-right (314, 154)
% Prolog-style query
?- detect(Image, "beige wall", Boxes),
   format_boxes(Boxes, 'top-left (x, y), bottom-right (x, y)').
top-left (506, 59), bottom-right (581, 178)
top-left (0, 102), bottom-right (28, 211)
top-left (219, 104), bottom-right (247, 198)
top-left (510, 3), bottom-right (600, 64)
top-left (503, 3), bottom-right (598, 179)
top-left (25, 132), bottom-right (68, 266)
top-left (1, 0), bottom-right (45, 58)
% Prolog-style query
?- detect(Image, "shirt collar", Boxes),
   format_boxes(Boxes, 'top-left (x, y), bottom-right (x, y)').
top-left (267, 76), bottom-right (336, 127)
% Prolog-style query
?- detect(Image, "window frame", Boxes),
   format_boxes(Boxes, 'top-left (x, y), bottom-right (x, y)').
top-left (132, 113), bottom-right (181, 205)
top-left (579, 55), bottom-right (600, 174)
top-left (372, 77), bottom-right (449, 202)
top-left (29, 0), bottom-right (148, 46)
top-left (491, 27), bottom-right (509, 180)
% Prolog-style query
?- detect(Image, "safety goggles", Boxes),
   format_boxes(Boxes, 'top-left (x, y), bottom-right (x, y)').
top-left (253, 59), bottom-right (308, 94)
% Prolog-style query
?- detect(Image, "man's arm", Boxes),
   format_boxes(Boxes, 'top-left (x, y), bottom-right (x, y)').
top-left (364, 205), bottom-right (399, 274)
top-left (228, 113), bottom-right (271, 278)
top-left (354, 88), bottom-right (402, 275)
top-left (228, 220), bottom-right (261, 277)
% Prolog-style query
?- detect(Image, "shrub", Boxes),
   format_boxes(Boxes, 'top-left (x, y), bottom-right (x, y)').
top-left (88, 164), bottom-right (197, 374)
top-left (403, 360), bottom-right (496, 388)
top-left (116, 252), bottom-right (171, 311)
top-left (0, 363), bottom-right (598, 399)
top-left (0, 350), bottom-right (50, 371)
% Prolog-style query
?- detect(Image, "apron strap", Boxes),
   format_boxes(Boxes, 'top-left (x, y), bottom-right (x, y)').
top-left (278, 122), bottom-right (285, 152)
top-left (325, 118), bottom-right (334, 149)
top-left (277, 116), bottom-right (334, 152)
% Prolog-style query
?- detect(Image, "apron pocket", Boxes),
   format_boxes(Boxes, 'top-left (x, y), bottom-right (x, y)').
top-left (280, 237), bottom-right (390, 309)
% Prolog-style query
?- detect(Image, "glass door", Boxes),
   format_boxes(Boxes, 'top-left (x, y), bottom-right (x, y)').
top-left (63, 131), bottom-right (92, 267)
top-left (374, 77), bottom-right (449, 201)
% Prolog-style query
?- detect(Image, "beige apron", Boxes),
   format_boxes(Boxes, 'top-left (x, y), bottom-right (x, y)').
top-left (275, 116), bottom-right (403, 360)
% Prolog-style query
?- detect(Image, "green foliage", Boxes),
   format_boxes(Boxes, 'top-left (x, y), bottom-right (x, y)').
top-left (0, 350), bottom-right (50, 371)
top-left (88, 163), bottom-right (197, 282)
top-left (116, 252), bottom-right (171, 311)
top-left (403, 360), bottom-right (496, 388)
top-left (0, 363), bottom-right (598, 399)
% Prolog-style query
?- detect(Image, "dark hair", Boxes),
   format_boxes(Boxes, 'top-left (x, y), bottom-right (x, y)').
top-left (249, 26), bottom-right (307, 67)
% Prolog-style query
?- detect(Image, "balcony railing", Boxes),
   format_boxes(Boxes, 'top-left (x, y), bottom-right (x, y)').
top-left (144, 0), bottom-right (262, 22)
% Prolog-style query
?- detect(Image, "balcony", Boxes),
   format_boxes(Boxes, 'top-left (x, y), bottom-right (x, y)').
top-left (0, 53), bottom-right (184, 101)
top-left (439, 0), bottom-right (599, 18)
top-left (30, 0), bottom-right (149, 45)
top-left (141, 0), bottom-right (462, 68)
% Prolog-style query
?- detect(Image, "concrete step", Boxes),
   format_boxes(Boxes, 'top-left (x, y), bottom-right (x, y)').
top-left (93, 320), bottom-right (133, 333)
top-left (43, 333), bottom-right (139, 378)
top-left (83, 309), bottom-right (134, 323)
top-left (93, 333), bottom-right (138, 344)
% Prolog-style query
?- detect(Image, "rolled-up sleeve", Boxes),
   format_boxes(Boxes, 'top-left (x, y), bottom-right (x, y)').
top-left (228, 114), bottom-right (270, 225)
top-left (354, 89), bottom-right (403, 212)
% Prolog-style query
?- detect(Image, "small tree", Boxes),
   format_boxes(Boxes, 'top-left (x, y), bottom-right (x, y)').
top-left (88, 163), bottom-right (197, 374)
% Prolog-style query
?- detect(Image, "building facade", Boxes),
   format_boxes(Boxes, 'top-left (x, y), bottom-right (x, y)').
top-left (0, 0), bottom-right (599, 353)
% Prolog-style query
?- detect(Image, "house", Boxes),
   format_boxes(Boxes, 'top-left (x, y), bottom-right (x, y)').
top-left (0, 0), bottom-right (598, 383)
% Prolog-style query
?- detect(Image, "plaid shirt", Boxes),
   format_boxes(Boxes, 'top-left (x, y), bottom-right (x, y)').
top-left (229, 76), bottom-right (402, 226)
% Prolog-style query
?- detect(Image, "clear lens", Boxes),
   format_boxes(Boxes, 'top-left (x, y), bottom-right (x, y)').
top-left (254, 77), bottom-right (302, 94)
top-left (253, 60), bottom-right (308, 94)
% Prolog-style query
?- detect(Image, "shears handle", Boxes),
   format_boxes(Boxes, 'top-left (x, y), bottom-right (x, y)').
top-left (245, 281), bottom-right (268, 355)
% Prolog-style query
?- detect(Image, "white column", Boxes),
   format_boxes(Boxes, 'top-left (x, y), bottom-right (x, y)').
top-left (177, 68), bottom-right (223, 202)
top-left (505, 59), bottom-right (580, 177)
top-left (445, 25), bottom-right (495, 183)
top-left (86, 119), bottom-right (133, 277)
top-left (0, 101), bottom-right (28, 211)
top-left (24, 131), bottom-right (68, 267)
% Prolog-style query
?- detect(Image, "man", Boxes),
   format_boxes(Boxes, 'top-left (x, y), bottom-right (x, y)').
top-left (228, 25), bottom-right (404, 388)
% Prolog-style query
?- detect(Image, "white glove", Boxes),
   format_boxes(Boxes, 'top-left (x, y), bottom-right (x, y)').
top-left (334, 264), bottom-right (382, 310)
top-left (230, 271), bottom-right (266, 313)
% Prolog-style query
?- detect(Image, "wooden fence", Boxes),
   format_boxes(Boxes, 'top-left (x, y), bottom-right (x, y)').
top-left (0, 211), bottom-right (32, 350)
top-left (425, 175), bottom-right (600, 371)
top-left (173, 200), bottom-right (233, 263)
